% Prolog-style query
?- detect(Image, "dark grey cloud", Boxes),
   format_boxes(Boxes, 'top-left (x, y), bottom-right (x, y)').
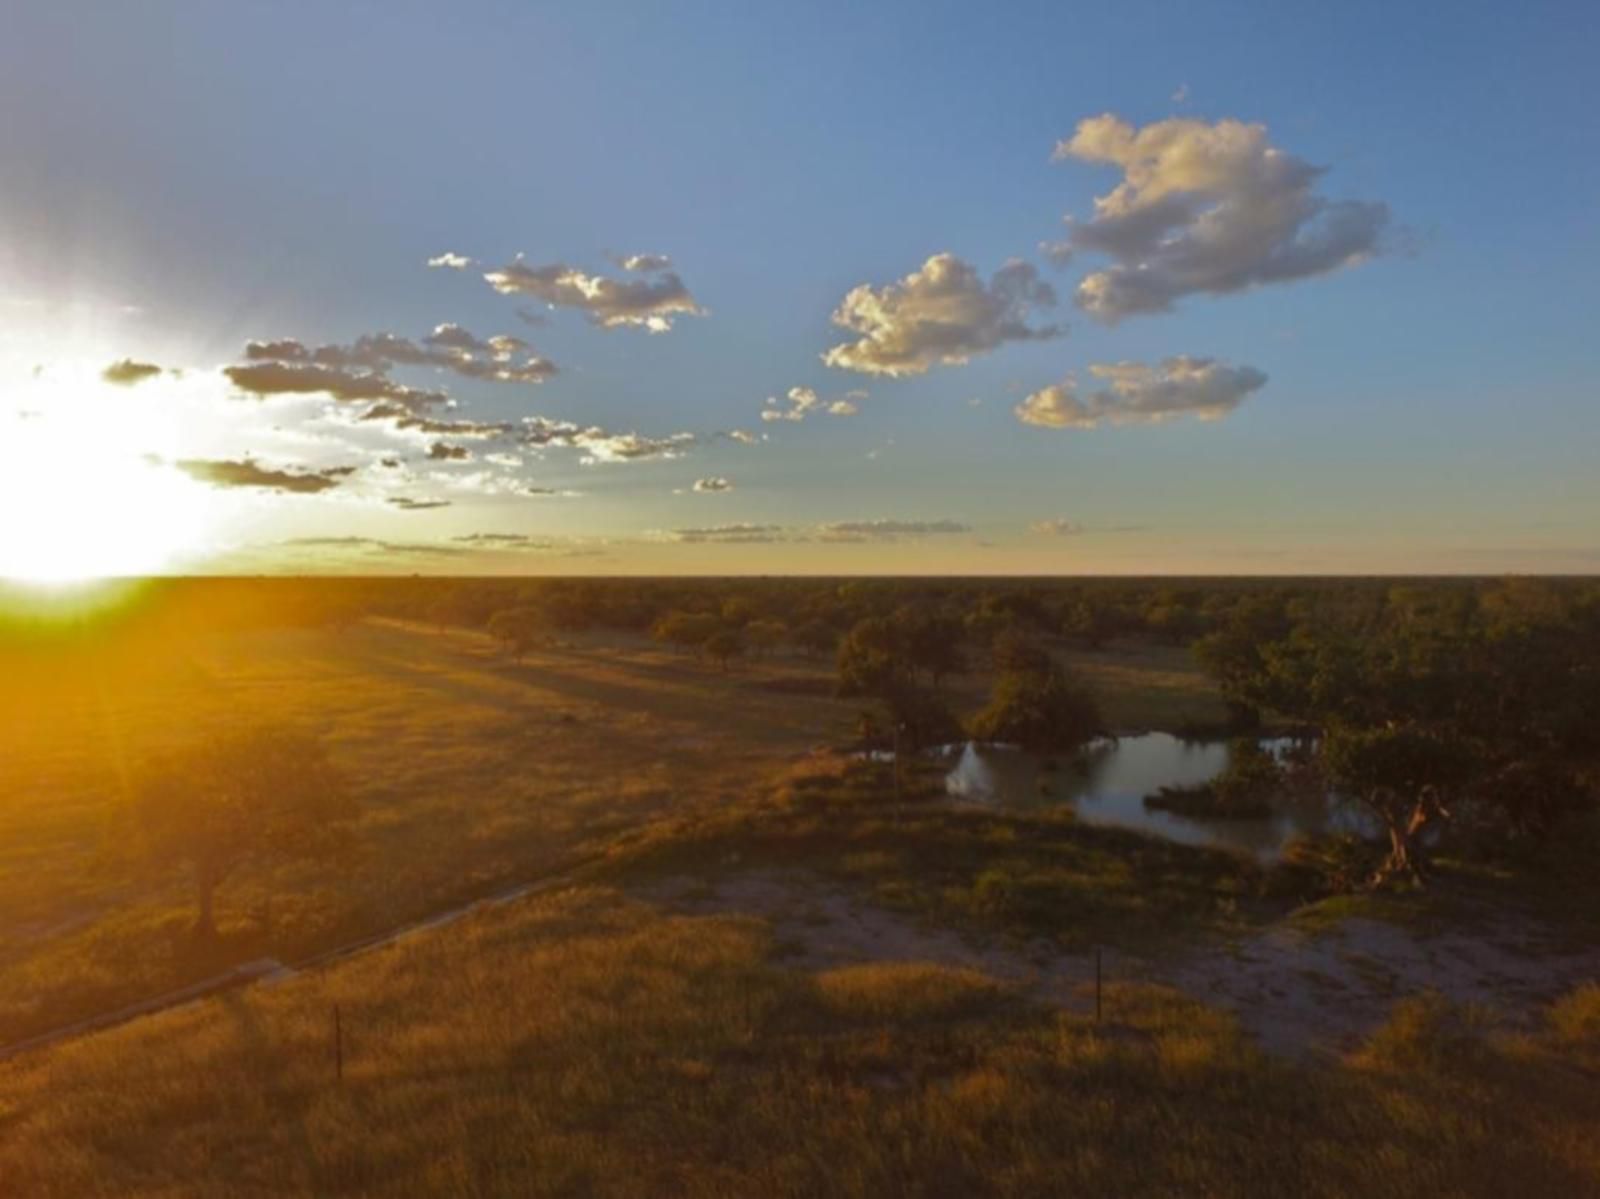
top-left (176, 458), bottom-right (356, 494)
top-left (242, 324), bottom-right (556, 387)
top-left (102, 358), bottom-right (163, 386)
top-left (224, 361), bottom-right (449, 413)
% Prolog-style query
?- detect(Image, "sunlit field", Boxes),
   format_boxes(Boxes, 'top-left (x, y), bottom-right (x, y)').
top-left (0, 587), bottom-right (1237, 1047)
top-left (0, 610), bottom-right (861, 1045)
top-left (0, 574), bottom-right (1596, 1197)
top-left (2, 887), bottom-right (1597, 1198)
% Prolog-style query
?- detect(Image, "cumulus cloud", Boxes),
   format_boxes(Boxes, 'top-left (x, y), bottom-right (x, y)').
top-left (822, 254), bottom-right (1061, 377)
top-left (427, 252), bottom-right (475, 270)
top-left (611, 252), bottom-right (673, 272)
top-left (692, 476), bottom-right (733, 492)
top-left (427, 441), bottom-right (472, 461)
top-left (1014, 356), bottom-right (1267, 429)
top-left (175, 458), bottom-right (356, 494)
top-left (761, 386), bottom-right (864, 422)
top-left (101, 358), bottom-right (163, 386)
top-left (1055, 114), bottom-right (1390, 321)
top-left (388, 497), bottom-right (453, 510)
top-left (483, 255), bottom-right (705, 332)
top-left (762, 386), bottom-right (818, 423)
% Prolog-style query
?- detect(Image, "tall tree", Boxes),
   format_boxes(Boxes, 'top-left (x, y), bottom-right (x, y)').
top-left (124, 728), bottom-right (356, 938)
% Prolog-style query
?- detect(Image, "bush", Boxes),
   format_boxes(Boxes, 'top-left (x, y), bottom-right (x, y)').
top-left (968, 664), bottom-right (1101, 751)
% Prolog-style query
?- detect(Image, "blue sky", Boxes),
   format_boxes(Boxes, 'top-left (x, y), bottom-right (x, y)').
top-left (1, 0), bottom-right (1596, 576)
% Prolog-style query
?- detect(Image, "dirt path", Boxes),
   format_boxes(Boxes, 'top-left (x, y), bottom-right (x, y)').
top-left (632, 868), bottom-right (1600, 1056)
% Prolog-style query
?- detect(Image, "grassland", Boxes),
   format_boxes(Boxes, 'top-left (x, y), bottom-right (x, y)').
top-left (0, 618), bottom-right (866, 1046)
top-left (0, 618), bottom-right (1235, 1049)
top-left (1, 885), bottom-right (1596, 1197)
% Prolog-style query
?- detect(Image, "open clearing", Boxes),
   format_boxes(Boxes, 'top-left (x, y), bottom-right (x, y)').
top-left (634, 867), bottom-right (1600, 1057)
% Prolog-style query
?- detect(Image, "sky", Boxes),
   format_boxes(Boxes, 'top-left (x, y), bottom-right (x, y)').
top-left (1, 0), bottom-right (1596, 577)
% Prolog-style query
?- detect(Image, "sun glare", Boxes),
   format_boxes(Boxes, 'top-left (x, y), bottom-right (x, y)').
top-left (0, 394), bottom-right (207, 583)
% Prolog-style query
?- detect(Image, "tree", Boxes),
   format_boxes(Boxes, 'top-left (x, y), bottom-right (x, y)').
top-left (487, 606), bottom-right (545, 660)
top-left (1322, 724), bottom-right (1473, 885)
top-left (968, 662), bottom-right (1101, 751)
top-left (745, 619), bottom-right (788, 659)
top-left (124, 728), bottom-right (356, 938)
top-left (882, 679), bottom-right (963, 751)
top-left (792, 618), bottom-right (839, 659)
top-left (704, 628), bottom-right (745, 672)
top-left (652, 610), bottom-right (720, 656)
top-left (895, 604), bottom-right (966, 688)
top-left (1196, 581), bottom-right (1599, 888)
top-left (836, 616), bottom-right (904, 696)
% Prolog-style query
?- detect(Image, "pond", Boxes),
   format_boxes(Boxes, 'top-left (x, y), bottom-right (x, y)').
top-left (942, 733), bottom-right (1368, 861)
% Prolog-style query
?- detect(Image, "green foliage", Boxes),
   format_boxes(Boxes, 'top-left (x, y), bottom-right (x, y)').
top-left (651, 609), bottom-right (721, 654)
top-left (969, 663), bottom-right (1102, 751)
top-left (881, 679), bottom-right (963, 751)
top-left (835, 616), bottom-right (903, 696)
top-left (704, 628), bottom-right (745, 671)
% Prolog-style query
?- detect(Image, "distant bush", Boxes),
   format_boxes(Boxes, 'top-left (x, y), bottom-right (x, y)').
top-left (968, 663), bottom-right (1101, 751)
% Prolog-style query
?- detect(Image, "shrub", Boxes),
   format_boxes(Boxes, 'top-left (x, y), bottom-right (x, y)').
top-left (968, 664), bottom-right (1101, 751)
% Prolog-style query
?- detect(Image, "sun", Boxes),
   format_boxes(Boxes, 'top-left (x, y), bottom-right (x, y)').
top-left (0, 395), bottom-right (208, 582)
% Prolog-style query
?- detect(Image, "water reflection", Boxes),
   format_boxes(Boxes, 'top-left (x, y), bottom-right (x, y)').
top-left (943, 733), bottom-right (1367, 861)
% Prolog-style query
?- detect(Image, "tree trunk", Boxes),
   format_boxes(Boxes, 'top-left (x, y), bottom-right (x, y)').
top-left (1366, 788), bottom-right (1444, 889)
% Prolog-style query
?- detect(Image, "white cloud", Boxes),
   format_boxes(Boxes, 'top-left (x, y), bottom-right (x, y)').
top-left (612, 252), bottom-right (673, 272)
top-left (762, 385), bottom-right (864, 422)
top-left (692, 476), bottom-right (733, 492)
top-left (1014, 356), bottom-right (1267, 429)
top-left (483, 255), bottom-right (705, 332)
top-left (822, 253), bottom-right (1062, 377)
top-left (1055, 114), bottom-right (1389, 321)
top-left (427, 252), bottom-right (475, 270)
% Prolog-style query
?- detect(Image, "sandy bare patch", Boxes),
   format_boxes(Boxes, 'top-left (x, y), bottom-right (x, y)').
top-left (634, 868), bottom-right (1600, 1057)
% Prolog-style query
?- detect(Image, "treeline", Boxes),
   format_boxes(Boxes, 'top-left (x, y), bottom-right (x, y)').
top-left (1194, 577), bottom-right (1600, 885)
top-left (10, 575), bottom-right (1600, 671)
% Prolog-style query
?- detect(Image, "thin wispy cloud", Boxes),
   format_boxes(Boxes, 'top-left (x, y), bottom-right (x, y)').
top-left (175, 458), bottom-right (357, 494)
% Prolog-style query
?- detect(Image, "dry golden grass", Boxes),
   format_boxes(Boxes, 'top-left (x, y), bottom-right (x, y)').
top-left (1, 887), bottom-right (1595, 1198)
top-left (0, 619), bottom-right (859, 1045)
top-left (0, 620), bottom-right (1233, 1048)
